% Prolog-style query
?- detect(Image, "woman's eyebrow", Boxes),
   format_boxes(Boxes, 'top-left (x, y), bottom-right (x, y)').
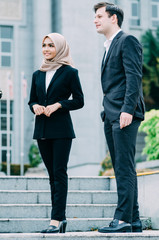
top-left (43, 42), bottom-right (54, 45)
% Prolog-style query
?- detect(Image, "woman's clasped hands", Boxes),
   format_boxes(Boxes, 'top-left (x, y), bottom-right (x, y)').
top-left (33, 103), bottom-right (62, 117)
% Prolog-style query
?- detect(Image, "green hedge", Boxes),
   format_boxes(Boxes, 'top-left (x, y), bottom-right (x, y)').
top-left (28, 142), bottom-right (42, 167)
top-left (1, 163), bottom-right (30, 175)
top-left (139, 109), bottom-right (159, 161)
top-left (99, 152), bottom-right (113, 176)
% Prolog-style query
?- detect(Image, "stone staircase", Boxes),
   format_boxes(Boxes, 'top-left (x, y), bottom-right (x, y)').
top-left (0, 176), bottom-right (158, 240)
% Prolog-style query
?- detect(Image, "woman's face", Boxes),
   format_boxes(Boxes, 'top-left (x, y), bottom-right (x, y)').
top-left (42, 37), bottom-right (56, 60)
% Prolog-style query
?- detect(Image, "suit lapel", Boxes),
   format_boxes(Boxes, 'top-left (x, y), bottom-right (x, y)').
top-left (39, 71), bottom-right (46, 96)
top-left (101, 31), bottom-right (124, 74)
top-left (101, 50), bottom-right (106, 71)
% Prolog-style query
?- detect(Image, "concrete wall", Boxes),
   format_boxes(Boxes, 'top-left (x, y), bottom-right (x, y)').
top-left (58, 0), bottom-right (107, 175)
top-left (110, 173), bottom-right (159, 229)
top-left (13, 0), bottom-right (52, 164)
top-left (14, 0), bottom-right (34, 164)
top-left (138, 173), bottom-right (159, 229)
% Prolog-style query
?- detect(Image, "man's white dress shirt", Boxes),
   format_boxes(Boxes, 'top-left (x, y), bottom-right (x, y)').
top-left (103, 29), bottom-right (122, 61)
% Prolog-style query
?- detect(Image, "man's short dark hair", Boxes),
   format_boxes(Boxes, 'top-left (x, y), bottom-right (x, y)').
top-left (94, 2), bottom-right (124, 28)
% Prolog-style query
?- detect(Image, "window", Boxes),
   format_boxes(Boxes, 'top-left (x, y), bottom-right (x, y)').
top-left (130, 0), bottom-right (141, 27)
top-left (151, 0), bottom-right (159, 28)
top-left (0, 100), bottom-right (13, 163)
top-left (0, 26), bottom-right (13, 67)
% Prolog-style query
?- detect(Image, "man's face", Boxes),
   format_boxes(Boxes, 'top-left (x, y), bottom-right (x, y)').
top-left (94, 6), bottom-right (112, 35)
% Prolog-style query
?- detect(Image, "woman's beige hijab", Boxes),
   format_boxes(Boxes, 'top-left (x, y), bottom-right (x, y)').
top-left (40, 33), bottom-right (74, 72)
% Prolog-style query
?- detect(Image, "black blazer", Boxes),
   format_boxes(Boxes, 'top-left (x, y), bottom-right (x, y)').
top-left (101, 31), bottom-right (145, 122)
top-left (28, 65), bottom-right (84, 139)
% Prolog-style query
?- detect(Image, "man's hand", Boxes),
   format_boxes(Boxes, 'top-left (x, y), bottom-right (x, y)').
top-left (120, 112), bottom-right (133, 129)
top-left (44, 103), bottom-right (62, 117)
top-left (33, 104), bottom-right (45, 116)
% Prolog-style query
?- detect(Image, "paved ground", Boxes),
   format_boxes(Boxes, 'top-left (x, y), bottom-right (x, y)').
top-left (0, 231), bottom-right (159, 239)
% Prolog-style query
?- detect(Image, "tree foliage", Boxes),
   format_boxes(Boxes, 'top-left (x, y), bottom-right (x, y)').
top-left (28, 141), bottom-right (42, 167)
top-left (99, 152), bottom-right (112, 176)
top-left (139, 109), bottom-right (159, 160)
top-left (141, 27), bottom-right (159, 110)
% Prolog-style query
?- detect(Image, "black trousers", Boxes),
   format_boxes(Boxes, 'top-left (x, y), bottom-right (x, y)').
top-left (37, 138), bottom-right (72, 221)
top-left (104, 117), bottom-right (141, 223)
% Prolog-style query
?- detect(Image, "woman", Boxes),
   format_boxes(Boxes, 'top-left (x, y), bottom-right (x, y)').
top-left (28, 33), bottom-right (84, 233)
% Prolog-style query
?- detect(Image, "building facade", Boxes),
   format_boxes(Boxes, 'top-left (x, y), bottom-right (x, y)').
top-left (0, 0), bottom-right (158, 175)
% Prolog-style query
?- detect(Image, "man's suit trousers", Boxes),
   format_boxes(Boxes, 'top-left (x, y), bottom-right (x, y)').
top-left (104, 117), bottom-right (141, 223)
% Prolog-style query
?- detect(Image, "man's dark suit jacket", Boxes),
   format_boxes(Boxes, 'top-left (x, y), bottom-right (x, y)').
top-left (28, 65), bottom-right (84, 139)
top-left (101, 31), bottom-right (145, 122)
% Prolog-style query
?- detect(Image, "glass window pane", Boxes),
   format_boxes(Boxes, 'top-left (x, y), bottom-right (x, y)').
top-left (2, 134), bottom-right (12, 146)
top-left (152, 0), bottom-right (159, 2)
top-left (1, 117), bottom-right (7, 130)
top-left (1, 100), bottom-right (7, 114)
top-left (10, 117), bottom-right (13, 131)
top-left (2, 134), bottom-right (7, 146)
top-left (1, 56), bottom-right (11, 67)
top-left (130, 19), bottom-right (140, 26)
top-left (1, 26), bottom-right (13, 39)
top-left (132, 3), bottom-right (138, 16)
top-left (2, 150), bottom-right (7, 162)
top-left (1, 42), bottom-right (11, 53)
top-left (152, 5), bottom-right (158, 17)
top-left (152, 20), bottom-right (159, 27)
top-left (10, 101), bottom-right (13, 114)
top-left (10, 134), bottom-right (12, 146)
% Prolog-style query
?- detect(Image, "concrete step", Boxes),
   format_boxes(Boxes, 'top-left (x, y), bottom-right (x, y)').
top-left (0, 218), bottom-right (150, 233)
top-left (0, 204), bottom-right (116, 218)
top-left (0, 231), bottom-right (158, 240)
top-left (0, 177), bottom-right (110, 191)
top-left (0, 176), bottom-right (152, 234)
top-left (0, 190), bottom-right (117, 204)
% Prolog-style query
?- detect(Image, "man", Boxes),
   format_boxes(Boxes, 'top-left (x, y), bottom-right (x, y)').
top-left (94, 2), bottom-right (145, 233)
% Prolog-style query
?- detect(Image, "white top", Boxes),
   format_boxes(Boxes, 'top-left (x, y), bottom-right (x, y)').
top-left (103, 29), bottom-right (122, 60)
top-left (45, 70), bottom-right (56, 91)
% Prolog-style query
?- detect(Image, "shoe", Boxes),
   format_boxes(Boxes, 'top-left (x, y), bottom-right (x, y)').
top-left (41, 220), bottom-right (67, 233)
top-left (132, 219), bottom-right (142, 232)
top-left (98, 219), bottom-right (132, 233)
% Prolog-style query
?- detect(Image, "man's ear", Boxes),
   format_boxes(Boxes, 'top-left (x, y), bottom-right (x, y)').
top-left (111, 14), bottom-right (118, 24)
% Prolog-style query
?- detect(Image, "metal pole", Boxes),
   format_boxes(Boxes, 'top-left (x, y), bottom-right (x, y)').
top-left (6, 72), bottom-right (11, 175)
top-left (20, 72), bottom-right (24, 176)
top-left (0, 90), bottom-right (2, 166)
